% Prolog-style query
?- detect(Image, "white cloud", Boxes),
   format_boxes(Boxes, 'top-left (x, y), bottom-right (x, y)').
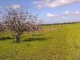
top-left (63, 10), bottom-right (80, 15)
top-left (34, 0), bottom-right (80, 8)
top-left (64, 11), bottom-right (69, 14)
top-left (35, 5), bottom-right (43, 9)
top-left (9, 4), bottom-right (21, 9)
top-left (75, 11), bottom-right (80, 14)
top-left (46, 13), bottom-right (56, 18)
top-left (46, 10), bottom-right (80, 18)
top-left (61, 16), bottom-right (66, 18)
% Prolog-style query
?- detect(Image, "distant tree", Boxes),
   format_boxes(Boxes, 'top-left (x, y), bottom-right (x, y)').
top-left (3, 6), bottom-right (39, 43)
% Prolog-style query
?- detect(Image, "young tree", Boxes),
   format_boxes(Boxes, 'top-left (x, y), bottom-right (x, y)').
top-left (3, 7), bottom-right (39, 43)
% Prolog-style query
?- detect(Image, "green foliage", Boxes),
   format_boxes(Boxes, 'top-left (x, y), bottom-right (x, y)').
top-left (0, 23), bottom-right (80, 60)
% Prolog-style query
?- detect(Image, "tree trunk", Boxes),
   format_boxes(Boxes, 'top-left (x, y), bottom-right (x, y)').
top-left (14, 34), bottom-right (20, 43)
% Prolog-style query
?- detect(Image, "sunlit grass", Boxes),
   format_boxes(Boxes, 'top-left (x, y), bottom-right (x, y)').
top-left (0, 23), bottom-right (80, 60)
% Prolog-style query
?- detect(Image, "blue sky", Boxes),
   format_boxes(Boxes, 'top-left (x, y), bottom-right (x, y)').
top-left (0, 0), bottom-right (80, 24)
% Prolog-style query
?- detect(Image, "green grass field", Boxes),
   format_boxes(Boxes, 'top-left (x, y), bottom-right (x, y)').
top-left (0, 23), bottom-right (80, 60)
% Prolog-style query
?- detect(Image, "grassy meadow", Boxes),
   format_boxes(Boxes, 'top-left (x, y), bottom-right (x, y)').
top-left (0, 23), bottom-right (80, 60)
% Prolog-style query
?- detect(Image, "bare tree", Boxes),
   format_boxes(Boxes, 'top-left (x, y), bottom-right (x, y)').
top-left (3, 7), bottom-right (39, 43)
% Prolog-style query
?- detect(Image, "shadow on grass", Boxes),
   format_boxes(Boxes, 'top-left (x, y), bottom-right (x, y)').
top-left (23, 37), bottom-right (49, 42)
top-left (0, 37), bottom-right (13, 40)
